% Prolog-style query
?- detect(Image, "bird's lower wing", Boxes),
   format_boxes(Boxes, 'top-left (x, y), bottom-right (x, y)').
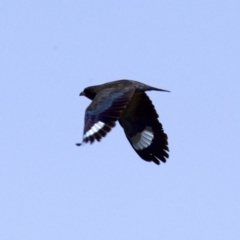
top-left (119, 92), bottom-right (169, 165)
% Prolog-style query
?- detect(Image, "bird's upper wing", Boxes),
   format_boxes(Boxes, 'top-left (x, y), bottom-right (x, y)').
top-left (77, 87), bottom-right (135, 145)
top-left (119, 92), bottom-right (169, 165)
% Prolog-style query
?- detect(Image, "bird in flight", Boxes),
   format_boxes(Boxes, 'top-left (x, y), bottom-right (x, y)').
top-left (76, 79), bottom-right (169, 165)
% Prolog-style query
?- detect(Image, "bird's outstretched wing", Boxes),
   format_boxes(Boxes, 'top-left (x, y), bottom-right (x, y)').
top-left (119, 92), bottom-right (169, 165)
top-left (76, 87), bottom-right (135, 145)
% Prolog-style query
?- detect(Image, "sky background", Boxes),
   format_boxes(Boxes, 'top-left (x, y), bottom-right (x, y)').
top-left (1, 1), bottom-right (240, 239)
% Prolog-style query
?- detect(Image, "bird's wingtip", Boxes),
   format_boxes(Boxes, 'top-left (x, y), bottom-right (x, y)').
top-left (159, 88), bottom-right (170, 93)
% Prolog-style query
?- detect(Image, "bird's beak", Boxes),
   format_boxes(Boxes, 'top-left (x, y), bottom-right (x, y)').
top-left (79, 91), bottom-right (85, 96)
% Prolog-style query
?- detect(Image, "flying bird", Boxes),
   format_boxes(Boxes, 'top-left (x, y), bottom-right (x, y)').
top-left (76, 79), bottom-right (169, 165)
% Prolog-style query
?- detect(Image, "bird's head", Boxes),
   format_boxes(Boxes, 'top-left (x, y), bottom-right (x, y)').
top-left (79, 86), bottom-right (97, 100)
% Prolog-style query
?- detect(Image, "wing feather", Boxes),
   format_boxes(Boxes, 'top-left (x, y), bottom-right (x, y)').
top-left (76, 87), bottom-right (135, 145)
top-left (119, 92), bottom-right (169, 165)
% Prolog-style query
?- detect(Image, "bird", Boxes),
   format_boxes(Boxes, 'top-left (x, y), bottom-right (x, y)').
top-left (76, 79), bottom-right (169, 165)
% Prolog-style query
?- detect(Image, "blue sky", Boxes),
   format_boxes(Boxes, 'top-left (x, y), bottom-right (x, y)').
top-left (1, 1), bottom-right (240, 239)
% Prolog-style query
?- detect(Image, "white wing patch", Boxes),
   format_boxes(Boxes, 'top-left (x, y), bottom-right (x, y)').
top-left (130, 126), bottom-right (154, 150)
top-left (84, 121), bottom-right (105, 138)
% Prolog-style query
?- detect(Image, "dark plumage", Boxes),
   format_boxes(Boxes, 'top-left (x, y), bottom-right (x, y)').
top-left (76, 79), bottom-right (170, 165)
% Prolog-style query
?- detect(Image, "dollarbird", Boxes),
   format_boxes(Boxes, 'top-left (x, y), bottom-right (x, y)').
top-left (76, 79), bottom-right (169, 165)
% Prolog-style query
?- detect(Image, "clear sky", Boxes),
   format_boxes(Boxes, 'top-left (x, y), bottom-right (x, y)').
top-left (1, 1), bottom-right (240, 239)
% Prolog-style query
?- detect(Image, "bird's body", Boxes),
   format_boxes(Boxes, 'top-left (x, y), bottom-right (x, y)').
top-left (76, 79), bottom-right (169, 165)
